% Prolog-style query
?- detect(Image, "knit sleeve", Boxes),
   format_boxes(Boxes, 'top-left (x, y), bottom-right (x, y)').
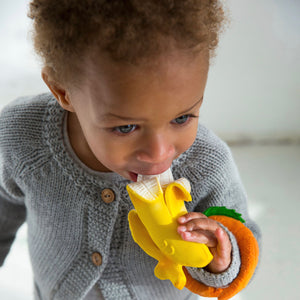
top-left (0, 104), bottom-right (26, 266)
top-left (186, 224), bottom-right (241, 288)
top-left (0, 185), bottom-right (26, 266)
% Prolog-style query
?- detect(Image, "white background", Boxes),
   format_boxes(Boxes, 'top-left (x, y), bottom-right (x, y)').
top-left (0, 0), bottom-right (299, 141)
top-left (202, 0), bottom-right (300, 141)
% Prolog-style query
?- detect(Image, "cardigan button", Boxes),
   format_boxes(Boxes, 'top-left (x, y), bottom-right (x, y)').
top-left (101, 189), bottom-right (115, 203)
top-left (92, 252), bottom-right (102, 266)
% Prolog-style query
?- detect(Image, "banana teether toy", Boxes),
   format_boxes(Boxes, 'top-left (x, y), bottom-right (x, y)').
top-left (126, 170), bottom-right (213, 289)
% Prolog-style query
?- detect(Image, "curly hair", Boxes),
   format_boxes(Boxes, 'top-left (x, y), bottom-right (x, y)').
top-left (28, 0), bottom-right (226, 83)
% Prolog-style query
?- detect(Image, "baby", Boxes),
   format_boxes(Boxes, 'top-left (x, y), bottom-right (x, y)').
top-left (0, 1), bottom-right (260, 299)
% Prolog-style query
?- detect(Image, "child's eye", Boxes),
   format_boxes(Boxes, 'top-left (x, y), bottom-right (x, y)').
top-left (171, 114), bottom-right (197, 125)
top-left (113, 124), bottom-right (137, 134)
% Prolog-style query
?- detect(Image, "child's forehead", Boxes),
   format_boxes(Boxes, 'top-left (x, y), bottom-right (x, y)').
top-left (84, 47), bottom-right (209, 80)
top-left (73, 49), bottom-right (208, 115)
top-left (67, 50), bottom-right (208, 108)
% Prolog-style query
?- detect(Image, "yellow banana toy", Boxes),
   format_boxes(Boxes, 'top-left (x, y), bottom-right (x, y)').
top-left (127, 176), bottom-right (213, 289)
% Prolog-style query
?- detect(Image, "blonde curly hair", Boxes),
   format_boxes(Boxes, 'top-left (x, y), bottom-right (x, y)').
top-left (28, 0), bottom-right (226, 83)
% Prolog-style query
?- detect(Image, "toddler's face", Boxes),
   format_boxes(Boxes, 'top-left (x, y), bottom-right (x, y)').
top-left (59, 51), bottom-right (208, 181)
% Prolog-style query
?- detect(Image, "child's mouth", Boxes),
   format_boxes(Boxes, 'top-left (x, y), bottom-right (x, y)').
top-left (129, 168), bottom-right (174, 184)
top-left (129, 172), bottom-right (138, 182)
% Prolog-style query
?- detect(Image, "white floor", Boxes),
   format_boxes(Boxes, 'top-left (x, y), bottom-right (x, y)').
top-left (0, 144), bottom-right (299, 299)
top-left (230, 144), bottom-right (300, 300)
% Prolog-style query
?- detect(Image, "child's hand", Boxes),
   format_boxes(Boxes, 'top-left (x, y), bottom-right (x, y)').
top-left (177, 212), bottom-right (232, 274)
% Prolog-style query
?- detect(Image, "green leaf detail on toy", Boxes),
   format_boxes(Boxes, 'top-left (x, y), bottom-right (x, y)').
top-left (203, 206), bottom-right (245, 223)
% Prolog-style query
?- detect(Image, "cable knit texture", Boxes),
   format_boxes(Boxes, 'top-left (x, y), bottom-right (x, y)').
top-left (0, 94), bottom-right (261, 300)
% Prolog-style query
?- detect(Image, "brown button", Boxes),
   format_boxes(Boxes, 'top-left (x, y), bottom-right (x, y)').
top-left (92, 252), bottom-right (102, 266)
top-left (101, 188), bottom-right (115, 203)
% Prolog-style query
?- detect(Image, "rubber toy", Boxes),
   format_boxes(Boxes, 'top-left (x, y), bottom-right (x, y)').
top-left (127, 175), bottom-right (260, 299)
top-left (184, 206), bottom-right (259, 300)
top-left (127, 176), bottom-right (213, 289)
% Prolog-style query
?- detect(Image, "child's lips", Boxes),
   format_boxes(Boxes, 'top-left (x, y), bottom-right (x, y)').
top-left (129, 172), bottom-right (138, 182)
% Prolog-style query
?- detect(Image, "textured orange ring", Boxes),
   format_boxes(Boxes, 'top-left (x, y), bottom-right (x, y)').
top-left (184, 215), bottom-right (259, 300)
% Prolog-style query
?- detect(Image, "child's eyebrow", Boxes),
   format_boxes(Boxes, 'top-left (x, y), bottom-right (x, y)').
top-left (102, 113), bottom-right (146, 122)
top-left (102, 96), bottom-right (203, 122)
top-left (177, 96), bottom-right (203, 116)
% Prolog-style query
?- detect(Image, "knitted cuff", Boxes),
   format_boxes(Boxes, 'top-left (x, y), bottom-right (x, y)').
top-left (186, 224), bottom-right (240, 288)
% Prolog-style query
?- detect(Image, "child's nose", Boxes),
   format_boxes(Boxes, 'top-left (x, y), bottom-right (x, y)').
top-left (136, 133), bottom-right (175, 164)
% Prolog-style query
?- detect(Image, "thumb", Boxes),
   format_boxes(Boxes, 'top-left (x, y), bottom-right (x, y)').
top-left (215, 227), bottom-right (232, 259)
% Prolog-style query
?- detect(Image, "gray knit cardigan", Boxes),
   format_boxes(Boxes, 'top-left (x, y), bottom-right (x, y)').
top-left (0, 94), bottom-right (260, 300)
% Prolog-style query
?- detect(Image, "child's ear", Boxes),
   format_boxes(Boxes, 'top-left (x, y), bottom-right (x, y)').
top-left (41, 67), bottom-right (75, 112)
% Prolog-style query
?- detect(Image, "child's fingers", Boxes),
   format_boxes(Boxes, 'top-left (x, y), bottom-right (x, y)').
top-left (177, 214), bottom-right (220, 233)
top-left (177, 212), bottom-right (207, 224)
top-left (179, 229), bottom-right (218, 247)
top-left (177, 212), bottom-right (231, 254)
top-left (205, 227), bottom-right (232, 273)
top-left (214, 227), bottom-right (232, 258)
top-left (177, 216), bottom-right (232, 272)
